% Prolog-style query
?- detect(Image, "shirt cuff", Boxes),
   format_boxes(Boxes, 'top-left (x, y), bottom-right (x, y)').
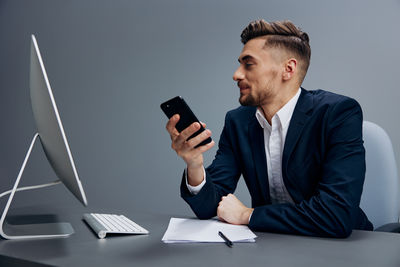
top-left (185, 167), bottom-right (206, 195)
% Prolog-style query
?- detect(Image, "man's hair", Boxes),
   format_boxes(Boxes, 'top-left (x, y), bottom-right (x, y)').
top-left (241, 19), bottom-right (311, 84)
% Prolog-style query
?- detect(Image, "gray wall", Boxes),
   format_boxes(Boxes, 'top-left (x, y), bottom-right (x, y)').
top-left (0, 0), bottom-right (399, 216)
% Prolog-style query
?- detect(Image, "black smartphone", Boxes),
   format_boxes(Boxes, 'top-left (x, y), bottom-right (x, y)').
top-left (161, 96), bottom-right (212, 148)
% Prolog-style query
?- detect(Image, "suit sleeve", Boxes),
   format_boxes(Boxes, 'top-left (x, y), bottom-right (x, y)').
top-left (180, 112), bottom-right (241, 219)
top-left (248, 98), bottom-right (368, 237)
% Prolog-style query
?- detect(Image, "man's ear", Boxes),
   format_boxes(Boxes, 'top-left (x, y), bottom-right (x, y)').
top-left (283, 58), bottom-right (297, 81)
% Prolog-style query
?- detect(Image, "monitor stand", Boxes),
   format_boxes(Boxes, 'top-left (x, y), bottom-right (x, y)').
top-left (0, 133), bottom-right (74, 240)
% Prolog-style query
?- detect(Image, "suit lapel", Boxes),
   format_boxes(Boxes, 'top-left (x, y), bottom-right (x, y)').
top-left (248, 116), bottom-right (270, 204)
top-left (282, 88), bottom-right (314, 200)
top-left (246, 89), bottom-right (314, 204)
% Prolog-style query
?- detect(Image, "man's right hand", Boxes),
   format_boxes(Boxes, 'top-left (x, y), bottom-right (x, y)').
top-left (165, 114), bottom-right (215, 186)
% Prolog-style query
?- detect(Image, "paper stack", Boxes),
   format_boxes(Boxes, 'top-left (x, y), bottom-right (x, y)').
top-left (162, 217), bottom-right (257, 243)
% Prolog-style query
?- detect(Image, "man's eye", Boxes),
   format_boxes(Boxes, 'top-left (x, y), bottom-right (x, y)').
top-left (245, 63), bottom-right (253, 68)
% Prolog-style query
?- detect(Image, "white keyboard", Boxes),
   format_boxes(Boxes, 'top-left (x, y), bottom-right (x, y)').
top-left (83, 213), bottom-right (149, 239)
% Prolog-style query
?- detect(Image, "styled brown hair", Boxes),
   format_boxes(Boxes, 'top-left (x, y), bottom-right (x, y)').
top-left (241, 19), bottom-right (311, 84)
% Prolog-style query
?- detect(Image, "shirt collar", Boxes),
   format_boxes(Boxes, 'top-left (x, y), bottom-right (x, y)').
top-left (255, 88), bottom-right (301, 130)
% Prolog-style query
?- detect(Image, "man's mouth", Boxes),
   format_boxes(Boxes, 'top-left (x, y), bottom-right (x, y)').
top-left (238, 82), bottom-right (250, 92)
top-left (240, 86), bottom-right (250, 94)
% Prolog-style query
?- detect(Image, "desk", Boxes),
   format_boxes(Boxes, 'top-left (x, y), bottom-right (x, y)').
top-left (0, 207), bottom-right (399, 267)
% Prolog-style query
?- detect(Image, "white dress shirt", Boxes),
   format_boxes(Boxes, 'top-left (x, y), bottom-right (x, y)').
top-left (186, 88), bottom-right (301, 205)
top-left (255, 88), bottom-right (301, 203)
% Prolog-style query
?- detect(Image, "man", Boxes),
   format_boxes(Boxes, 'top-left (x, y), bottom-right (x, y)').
top-left (165, 19), bottom-right (372, 237)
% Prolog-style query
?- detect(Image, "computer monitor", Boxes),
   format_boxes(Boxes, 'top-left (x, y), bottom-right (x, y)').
top-left (0, 35), bottom-right (88, 239)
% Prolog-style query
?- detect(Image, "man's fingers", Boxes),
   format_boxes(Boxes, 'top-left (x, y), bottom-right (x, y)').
top-left (178, 140), bottom-right (214, 163)
top-left (168, 119), bottom-right (209, 147)
top-left (191, 140), bottom-right (215, 156)
top-left (175, 122), bottom-right (201, 144)
top-left (217, 206), bottom-right (223, 219)
top-left (166, 114), bottom-right (180, 136)
top-left (167, 116), bottom-right (201, 146)
top-left (167, 117), bottom-right (213, 162)
top-left (217, 206), bottom-right (226, 222)
top-left (181, 122), bottom-right (201, 140)
top-left (186, 129), bottom-right (212, 148)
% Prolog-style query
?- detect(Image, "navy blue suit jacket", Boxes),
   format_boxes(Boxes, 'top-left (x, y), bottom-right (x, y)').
top-left (181, 88), bottom-right (373, 237)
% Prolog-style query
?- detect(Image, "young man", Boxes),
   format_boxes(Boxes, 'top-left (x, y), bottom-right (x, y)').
top-left (165, 19), bottom-right (372, 237)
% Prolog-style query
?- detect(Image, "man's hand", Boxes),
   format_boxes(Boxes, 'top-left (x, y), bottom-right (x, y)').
top-left (165, 114), bottom-right (215, 186)
top-left (217, 194), bottom-right (254, 225)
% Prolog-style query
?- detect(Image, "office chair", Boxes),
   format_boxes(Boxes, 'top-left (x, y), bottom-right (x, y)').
top-left (360, 121), bottom-right (400, 232)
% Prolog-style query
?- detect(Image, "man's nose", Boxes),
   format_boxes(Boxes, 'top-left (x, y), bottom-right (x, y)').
top-left (233, 67), bottom-right (244, 81)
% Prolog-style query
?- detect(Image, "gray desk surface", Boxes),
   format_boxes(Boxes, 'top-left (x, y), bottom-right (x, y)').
top-left (0, 207), bottom-right (399, 267)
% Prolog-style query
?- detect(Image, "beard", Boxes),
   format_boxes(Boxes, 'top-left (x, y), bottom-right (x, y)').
top-left (239, 86), bottom-right (272, 107)
top-left (239, 92), bottom-right (258, 106)
top-left (238, 68), bottom-right (279, 106)
top-left (239, 78), bottom-right (276, 107)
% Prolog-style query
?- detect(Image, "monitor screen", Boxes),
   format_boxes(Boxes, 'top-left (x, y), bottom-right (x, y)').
top-left (30, 34), bottom-right (87, 206)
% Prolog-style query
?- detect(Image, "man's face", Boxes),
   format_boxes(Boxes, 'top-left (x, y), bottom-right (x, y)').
top-left (233, 37), bottom-right (284, 106)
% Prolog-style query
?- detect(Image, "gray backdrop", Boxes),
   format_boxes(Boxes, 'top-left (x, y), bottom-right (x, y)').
top-left (0, 0), bottom-right (399, 218)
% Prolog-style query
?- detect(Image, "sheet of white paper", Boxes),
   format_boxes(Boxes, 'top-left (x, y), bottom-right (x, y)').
top-left (162, 217), bottom-right (257, 243)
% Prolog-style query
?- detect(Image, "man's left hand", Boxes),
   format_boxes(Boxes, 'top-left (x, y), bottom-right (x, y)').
top-left (217, 193), bottom-right (254, 225)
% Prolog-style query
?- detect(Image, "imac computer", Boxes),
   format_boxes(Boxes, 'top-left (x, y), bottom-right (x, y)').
top-left (0, 35), bottom-right (88, 239)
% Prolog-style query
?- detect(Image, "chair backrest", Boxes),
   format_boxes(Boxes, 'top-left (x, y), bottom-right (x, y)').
top-left (360, 121), bottom-right (399, 229)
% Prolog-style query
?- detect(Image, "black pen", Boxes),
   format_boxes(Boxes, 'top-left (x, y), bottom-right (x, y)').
top-left (218, 231), bottom-right (233, 247)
